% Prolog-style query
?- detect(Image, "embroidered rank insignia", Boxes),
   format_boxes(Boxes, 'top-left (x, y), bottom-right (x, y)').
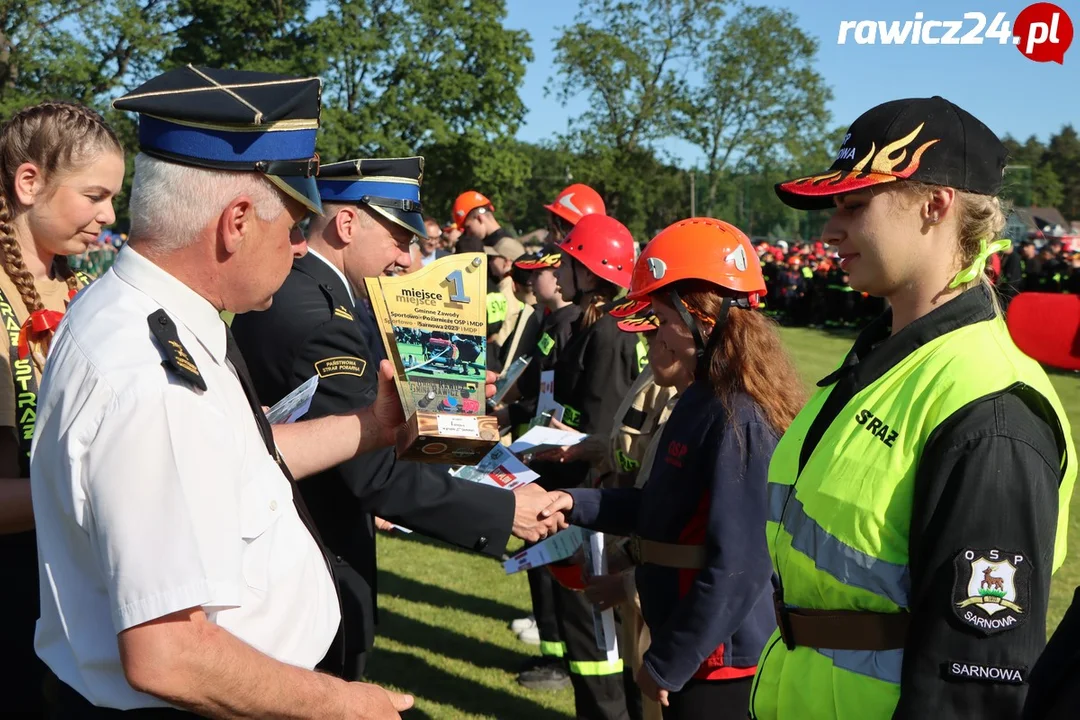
top-left (314, 355), bottom-right (367, 379)
top-left (333, 305), bottom-right (354, 321)
top-left (147, 309), bottom-right (206, 391)
top-left (952, 548), bottom-right (1030, 635)
top-left (537, 332), bottom-right (555, 356)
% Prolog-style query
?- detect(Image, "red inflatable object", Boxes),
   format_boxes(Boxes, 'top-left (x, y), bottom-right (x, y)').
top-left (1007, 292), bottom-right (1080, 371)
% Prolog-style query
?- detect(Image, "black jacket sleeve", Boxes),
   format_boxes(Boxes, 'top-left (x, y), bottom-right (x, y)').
top-left (573, 319), bottom-right (639, 436)
top-left (291, 317), bottom-right (515, 558)
top-left (896, 391), bottom-right (1063, 720)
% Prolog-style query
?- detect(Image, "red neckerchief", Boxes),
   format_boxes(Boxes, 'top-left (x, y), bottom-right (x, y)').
top-left (18, 287), bottom-right (78, 361)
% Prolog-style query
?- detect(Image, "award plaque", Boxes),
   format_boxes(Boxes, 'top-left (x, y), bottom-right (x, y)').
top-left (365, 253), bottom-right (500, 463)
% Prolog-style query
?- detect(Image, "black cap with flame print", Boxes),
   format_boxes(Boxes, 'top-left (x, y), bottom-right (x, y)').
top-left (776, 96), bottom-right (1008, 211)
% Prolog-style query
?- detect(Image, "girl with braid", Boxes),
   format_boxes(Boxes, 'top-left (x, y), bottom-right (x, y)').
top-left (0, 102), bottom-right (123, 711)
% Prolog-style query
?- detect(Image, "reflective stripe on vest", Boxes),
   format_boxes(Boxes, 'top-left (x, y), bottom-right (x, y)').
top-left (540, 640), bottom-right (566, 658)
top-left (754, 314), bottom-right (1076, 719)
top-left (569, 658), bottom-right (623, 676)
top-left (767, 482), bottom-right (910, 608)
top-left (817, 648), bottom-right (903, 685)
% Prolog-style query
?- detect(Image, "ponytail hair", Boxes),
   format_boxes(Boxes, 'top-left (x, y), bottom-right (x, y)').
top-left (0, 101), bottom-right (122, 312)
top-left (580, 278), bottom-right (620, 329)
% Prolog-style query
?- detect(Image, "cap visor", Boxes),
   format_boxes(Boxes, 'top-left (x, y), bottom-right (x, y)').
top-left (515, 253), bottom-right (561, 270)
top-left (617, 313), bottom-right (659, 333)
top-left (775, 171), bottom-right (901, 211)
top-left (267, 174), bottom-right (322, 215)
top-left (605, 298), bottom-right (652, 318)
top-left (368, 206), bottom-right (426, 239)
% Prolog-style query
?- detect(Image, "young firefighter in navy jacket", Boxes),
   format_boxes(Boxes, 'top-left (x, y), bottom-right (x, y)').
top-left (535, 214), bottom-right (641, 720)
top-left (543, 218), bottom-right (806, 720)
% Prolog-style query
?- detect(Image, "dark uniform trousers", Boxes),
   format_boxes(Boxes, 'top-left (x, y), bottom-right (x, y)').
top-left (231, 253), bottom-right (514, 679)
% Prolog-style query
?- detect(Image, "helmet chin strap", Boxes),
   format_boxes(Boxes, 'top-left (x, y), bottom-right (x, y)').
top-left (668, 288), bottom-right (737, 380)
top-left (571, 260), bottom-right (586, 305)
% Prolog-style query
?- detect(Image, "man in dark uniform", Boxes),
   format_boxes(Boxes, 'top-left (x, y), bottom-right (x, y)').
top-left (232, 156), bottom-right (560, 680)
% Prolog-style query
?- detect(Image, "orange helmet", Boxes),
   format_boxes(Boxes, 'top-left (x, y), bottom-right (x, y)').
top-left (452, 190), bottom-right (493, 226)
top-left (628, 218), bottom-right (765, 302)
top-left (545, 183), bottom-right (606, 226)
top-left (559, 214), bottom-right (635, 288)
top-left (630, 218), bottom-right (764, 374)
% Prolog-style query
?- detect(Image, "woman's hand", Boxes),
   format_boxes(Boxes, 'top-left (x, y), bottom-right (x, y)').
top-left (584, 572), bottom-right (630, 611)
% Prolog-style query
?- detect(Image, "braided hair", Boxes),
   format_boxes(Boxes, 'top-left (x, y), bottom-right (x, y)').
top-left (0, 102), bottom-right (122, 314)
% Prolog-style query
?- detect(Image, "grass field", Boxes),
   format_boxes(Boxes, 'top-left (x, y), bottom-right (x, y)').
top-left (367, 326), bottom-right (1080, 719)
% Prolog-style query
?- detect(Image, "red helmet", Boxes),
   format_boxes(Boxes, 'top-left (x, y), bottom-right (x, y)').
top-left (452, 190), bottom-right (493, 225)
top-left (548, 561), bottom-right (586, 592)
top-left (559, 214), bottom-right (635, 289)
top-left (545, 183), bottom-right (606, 226)
top-left (628, 218), bottom-right (765, 302)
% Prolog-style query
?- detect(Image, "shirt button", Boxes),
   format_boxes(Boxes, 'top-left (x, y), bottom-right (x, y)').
top-left (476, 535), bottom-right (489, 551)
top-left (269, 500), bottom-right (278, 511)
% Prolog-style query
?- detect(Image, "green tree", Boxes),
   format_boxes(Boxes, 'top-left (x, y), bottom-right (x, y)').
top-left (546, 0), bottom-right (726, 235)
top-left (308, 0), bottom-right (533, 222)
top-left (674, 5), bottom-right (832, 220)
top-left (549, 0), bottom-right (726, 153)
top-left (1, 0), bottom-right (175, 115)
top-left (1045, 125), bottom-right (1080, 220)
top-left (168, 0), bottom-right (316, 76)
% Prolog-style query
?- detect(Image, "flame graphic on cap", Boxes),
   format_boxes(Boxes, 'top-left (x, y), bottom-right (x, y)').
top-left (617, 314), bottom-right (659, 333)
top-left (783, 123), bottom-right (940, 195)
top-left (515, 252), bottom-right (561, 270)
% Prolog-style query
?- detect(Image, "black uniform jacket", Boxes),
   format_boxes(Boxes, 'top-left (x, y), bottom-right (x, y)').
top-left (231, 253), bottom-right (515, 665)
top-left (507, 303), bottom-right (582, 429)
top-left (535, 311), bottom-right (640, 491)
top-left (804, 285), bottom-right (1064, 720)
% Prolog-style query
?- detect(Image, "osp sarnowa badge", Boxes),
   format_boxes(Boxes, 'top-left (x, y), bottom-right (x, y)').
top-left (952, 548), bottom-right (1031, 635)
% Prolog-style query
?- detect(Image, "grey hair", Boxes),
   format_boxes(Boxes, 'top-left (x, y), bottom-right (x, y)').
top-left (128, 153), bottom-right (286, 251)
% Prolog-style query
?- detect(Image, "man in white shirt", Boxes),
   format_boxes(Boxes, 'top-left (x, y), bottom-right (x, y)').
top-left (30, 66), bottom-right (429, 719)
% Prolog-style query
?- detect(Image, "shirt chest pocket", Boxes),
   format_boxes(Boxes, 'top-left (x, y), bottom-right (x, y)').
top-left (239, 470), bottom-right (287, 592)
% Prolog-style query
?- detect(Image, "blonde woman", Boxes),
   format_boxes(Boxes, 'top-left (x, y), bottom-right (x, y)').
top-left (747, 97), bottom-right (1075, 720)
top-left (0, 102), bottom-right (123, 711)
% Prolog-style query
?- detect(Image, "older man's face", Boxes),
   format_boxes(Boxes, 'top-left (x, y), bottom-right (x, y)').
top-left (421, 222), bottom-right (441, 255)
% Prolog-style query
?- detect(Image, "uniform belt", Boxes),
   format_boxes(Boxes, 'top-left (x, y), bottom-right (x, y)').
top-left (627, 534), bottom-right (706, 569)
top-left (773, 590), bottom-right (909, 651)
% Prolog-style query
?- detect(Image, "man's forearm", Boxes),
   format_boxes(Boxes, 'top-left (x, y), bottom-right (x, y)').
top-left (124, 614), bottom-right (353, 719)
top-left (272, 408), bottom-right (383, 480)
top-left (0, 477), bottom-right (34, 534)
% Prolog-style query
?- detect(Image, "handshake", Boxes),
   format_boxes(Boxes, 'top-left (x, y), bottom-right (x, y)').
top-left (510, 485), bottom-right (575, 542)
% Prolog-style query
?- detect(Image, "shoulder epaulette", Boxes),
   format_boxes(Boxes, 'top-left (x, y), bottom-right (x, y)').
top-left (147, 309), bottom-right (207, 391)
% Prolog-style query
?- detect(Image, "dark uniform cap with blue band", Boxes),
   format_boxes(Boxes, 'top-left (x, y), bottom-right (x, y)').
top-left (112, 64), bottom-right (324, 215)
top-left (317, 157), bottom-right (426, 239)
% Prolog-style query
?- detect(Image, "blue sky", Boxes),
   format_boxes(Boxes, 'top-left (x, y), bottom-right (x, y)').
top-left (505, 0), bottom-right (1080, 166)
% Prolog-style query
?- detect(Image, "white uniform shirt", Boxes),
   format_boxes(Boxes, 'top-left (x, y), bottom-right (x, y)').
top-left (31, 246), bottom-right (340, 710)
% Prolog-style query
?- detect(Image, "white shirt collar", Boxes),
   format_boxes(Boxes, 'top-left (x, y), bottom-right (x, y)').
top-left (306, 247), bottom-right (356, 305)
top-left (111, 245), bottom-right (227, 363)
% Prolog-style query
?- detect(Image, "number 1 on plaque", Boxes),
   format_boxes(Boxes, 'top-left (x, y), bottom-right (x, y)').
top-left (446, 269), bottom-right (471, 303)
